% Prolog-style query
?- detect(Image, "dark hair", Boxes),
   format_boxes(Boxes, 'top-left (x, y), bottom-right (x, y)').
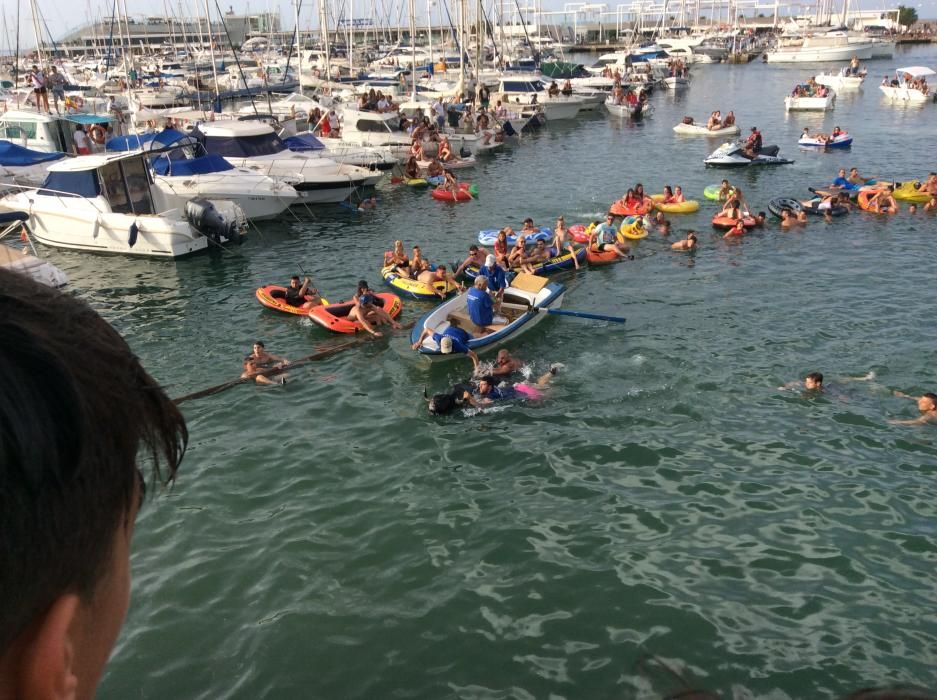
top-left (806, 372), bottom-right (823, 384)
top-left (0, 268), bottom-right (187, 653)
top-left (924, 392), bottom-right (937, 404)
top-left (254, 340), bottom-right (265, 348)
top-left (357, 279), bottom-right (369, 290)
top-left (758, 211), bottom-right (766, 218)
top-left (290, 275), bottom-right (300, 282)
top-left (479, 375), bottom-right (494, 385)
top-left (469, 244), bottom-right (478, 252)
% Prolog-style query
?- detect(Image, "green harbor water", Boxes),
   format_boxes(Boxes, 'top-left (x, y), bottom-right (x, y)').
top-left (49, 45), bottom-right (937, 697)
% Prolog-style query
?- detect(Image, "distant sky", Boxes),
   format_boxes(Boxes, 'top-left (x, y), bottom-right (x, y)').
top-left (2, 0), bottom-right (935, 46)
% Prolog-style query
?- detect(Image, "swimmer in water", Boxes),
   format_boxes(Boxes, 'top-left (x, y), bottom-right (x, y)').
top-left (427, 365), bottom-right (559, 414)
top-left (889, 391), bottom-right (937, 426)
top-left (671, 231), bottom-right (698, 251)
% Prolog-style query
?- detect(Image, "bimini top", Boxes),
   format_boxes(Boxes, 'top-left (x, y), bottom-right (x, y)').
top-left (895, 66), bottom-right (936, 78)
top-left (105, 128), bottom-right (196, 152)
top-left (0, 139), bottom-right (66, 166)
top-left (46, 151), bottom-right (147, 173)
top-left (282, 132), bottom-right (325, 152)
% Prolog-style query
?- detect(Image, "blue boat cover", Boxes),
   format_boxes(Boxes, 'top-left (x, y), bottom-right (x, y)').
top-left (65, 114), bottom-right (112, 125)
top-left (106, 129), bottom-right (191, 152)
top-left (38, 170), bottom-right (101, 198)
top-left (152, 153), bottom-right (234, 176)
top-left (0, 140), bottom-right (66, 166)
top-left (0, 211), bottom-right (29, 223)
top-left (282, 132), bottom-right (325, 152)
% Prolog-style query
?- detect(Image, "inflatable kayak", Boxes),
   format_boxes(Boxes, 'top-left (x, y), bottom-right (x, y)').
top-left (619, 216), bottom-right (649, 240)
top-left (672, 122), bottom-right (741, 137)
top-left (430, 183), bottom-right (477, 202)
top-left (406, 178), bottom-right (429, 187)
top-left (381, 265), bottom-right (459, 302)
top-left (650, 194), bottom-right (701, 214)
top-left (586, 247), bottom-right (622, 265)
top-left (478, 228), bottom-right (553, 246)
top-left (308, 292), bottom-right (403, 334)
top-left (857, 189), bottom-right (897, 214)
top-left (511, 247), bottom-right (585, 275)
top-left (568, 223), bottom-right (594, 244)
top-left (609, 198), bottom-right (652, 217)
top-left (712, 214), bottom-right (756, 229)
top-left (892, 180), bottom-right (932, 203)
top-left (703, 184), bottom-right (734, 201)
top-left (802, 199), bottom-right (849, 217)
top-left (255, 285), bottom-right (327, 315)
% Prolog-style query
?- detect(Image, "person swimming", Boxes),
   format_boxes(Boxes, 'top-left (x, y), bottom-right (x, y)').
top-left (427, 366), bottom-right (559, 415)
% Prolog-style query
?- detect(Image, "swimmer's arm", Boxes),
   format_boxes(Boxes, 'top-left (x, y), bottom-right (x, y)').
top-left (467, 350), bottom-right (479, 372)
top-left (888, 415), bottom-right (930, 426)
top-left (893, 391), bottom-right (916, 400)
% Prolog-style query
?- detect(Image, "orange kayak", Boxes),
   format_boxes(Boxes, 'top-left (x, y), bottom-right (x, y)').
top-left (586, 247), bottom-right (621, 266)
top-left (255, 285), bottom-right (326, 315)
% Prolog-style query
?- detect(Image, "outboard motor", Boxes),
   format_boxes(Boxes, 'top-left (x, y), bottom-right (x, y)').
top-left (185, 198), bottom-right (247, 245)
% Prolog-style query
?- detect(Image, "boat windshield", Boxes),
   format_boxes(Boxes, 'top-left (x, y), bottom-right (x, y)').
top-left (98, 157), bottom-right (155, 215)
top-left (203, 132), bottom-right (285, 158)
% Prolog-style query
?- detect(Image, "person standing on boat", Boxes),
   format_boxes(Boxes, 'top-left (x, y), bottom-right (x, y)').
top-left (47, 66), bottom-right (66, 113)
top-left (849, 56), bottom-right (861, 76)
top-left (478, 84), bottom-right (490, 109)
top-left (28, 65), bottom-right (50, 113)
top-left (73, 125), bottom-right (91, 156)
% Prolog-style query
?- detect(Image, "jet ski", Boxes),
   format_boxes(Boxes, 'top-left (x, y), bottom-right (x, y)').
top-left (704, 142), bottom-right (794, 167)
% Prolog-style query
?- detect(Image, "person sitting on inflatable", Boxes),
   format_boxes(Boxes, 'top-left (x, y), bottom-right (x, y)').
top-left (438, 136), bottom-right (453, 162)
top-left (455, 244), bottom-right (489, 277)
top-left (348, 280), bottom-right (401, 337)
top-left (590, 214), bottom-right (631, 260)
top-left (466, 275), bottom-right (506, 332)
top-left (722, 111), bottom-right (736, 126)
top-left (831, 168), bottom-right (859, 191)
top-left (671, 231), bottom-right (698, 251)
top-left (518, 239), bottom-right (551, 274)
top-left (718, 179), bottom-right (734, 201)
top-left (442, 169), bottom-right (460, 194)
top-left (550, 217), bottom-right (579, 269)
top-left (493, 230), bottom-right (510, 269)
top-left (634, 183), bottom-right (653, 208)
top-left (520, 217), bottom-right (541, 234)
top-left (383, 240), bottom-right (411, 277)
top-left (412, 318), bottom-right (479, 371)
top-left (507, 235), bottom-right (527, 268)
top-left (411, 246), bottom-right (430, 276)
top-left (706, 111), bottom-right (721, 130)
top-left (847, 167), bottom-right (870, 186)
top-left (867, 187), bottom-right (899, 214)
top-left (416, 265), bottom-right (462, 299)
top-left (404, 156), bottom-right (422, 179)
top-left (283, 275), bottom-right (323, 309)
top-left (426, 158), bottom-right (444, 178)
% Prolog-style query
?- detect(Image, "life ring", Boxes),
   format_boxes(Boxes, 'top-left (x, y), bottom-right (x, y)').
top-left (88, 124), bottom-right (106, 145)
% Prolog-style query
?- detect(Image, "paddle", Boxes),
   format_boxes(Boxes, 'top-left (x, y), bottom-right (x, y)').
top-left (532, 307), bottom-right (627, 324)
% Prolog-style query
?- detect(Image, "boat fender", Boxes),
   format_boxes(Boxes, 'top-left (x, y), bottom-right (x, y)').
top-left (89, 124), bottom-right (106, 145)
top-left (128, 221), bottom-right (139, 248)
top-left (91, 215), bottom-right (100, 239)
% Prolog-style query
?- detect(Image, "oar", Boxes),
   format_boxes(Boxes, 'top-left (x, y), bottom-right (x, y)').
top-left (535, 307), bottom-right (627, 324)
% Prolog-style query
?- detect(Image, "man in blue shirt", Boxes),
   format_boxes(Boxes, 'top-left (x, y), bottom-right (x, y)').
top-left (412, 318), bottom-right (479, 370)
top-left (477, 254), bottom-right (506, 302)
top-left (466, 276), bottom-right (506, 330)
top-left (830, 167), bottom-right (858, 191)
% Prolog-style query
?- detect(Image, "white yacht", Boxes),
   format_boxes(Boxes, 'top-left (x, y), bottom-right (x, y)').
top-left (0, 152), bottom-right (242, 258)
top-left (195, 121), bottom-right (380, 204)
top-left (496, 77), bottom-right (586, 120)
top-left (0, 109), bottom-right (114, 153)
top-left (765, 31), bottom-right (873, 63)
top-left (880, 67), bottom-right (936, 104)
top-left (105, 129), bottom-right (299, 221)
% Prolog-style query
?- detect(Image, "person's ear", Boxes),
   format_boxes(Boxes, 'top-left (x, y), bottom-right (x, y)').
top-left (20, 594), bottom-right (81, 700)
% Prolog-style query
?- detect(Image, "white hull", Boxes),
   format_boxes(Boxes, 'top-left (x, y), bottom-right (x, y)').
top-left (604, 100), bottom-right (654, 118)
top-left (222, 155), bottom-right (376, 204)
top-left (0, 194), bottom-right (207, 258)
top-left (0, 243), bottom-right (68, 287)
top-left (540, 99), bottom-right (582, 121)
top-left (879, 85), bottom-right (931, 104)
top-left (766, 43), bottom-right (872, 63)
top-left (664, 77), bottom-right (690, 90)
top-left (785, 94), bottom-right (836, 111)
top-left (673, 123), bottom-right (740, 137)
top-left (815, 74), bottom-right (864, 91)
top-left (154, 175), bottom-right (297, 221)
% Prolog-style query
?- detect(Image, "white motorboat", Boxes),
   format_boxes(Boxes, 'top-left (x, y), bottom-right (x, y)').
top-left (105, 129), bottom-right (299, 221)
top-left (663, 76), bottom-right (690, 90)
top-left (0, 152), bottom-right (243, 258)
top-left (880, 67), bottom-right (936, 104)
top-left (785, 88), bottom-right (836, 111)
top-left (496, 77), bottom-right (587, 121)
top-left (0, 109), bottom-right (114, 153)
top-left (339, 108), bottom-right (414, 151)
top-left (673, 120), bottom-right (740, 137)
top-left (282, 131), bottom-right (397, 171)
top-left (195, 121), bottom-right (380, 204)
top-left (798, 130), bottom-right (853, 149)
top-left (815, 69), bottom-right (866, 91)
top-left (766, 31), bottom-right (873, 63)
top-left (0, 212), bottom-right (68, 287)
top-left (704, 142), bottom-right (794, 167)
top-left (604, 96), bottom-right (653, 119)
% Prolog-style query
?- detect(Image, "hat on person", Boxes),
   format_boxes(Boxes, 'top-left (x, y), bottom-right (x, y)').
top-left (484, 254), bottom-right (496, 267)
top-left (440, 336), bottom-right (454, 354)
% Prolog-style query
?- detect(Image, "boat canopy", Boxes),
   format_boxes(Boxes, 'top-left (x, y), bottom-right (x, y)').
top-left (193, 127), bottom-right (286, 157)
top-left (63, 113), bottom-right (112, 125)
top-left (105, 128), bottom-right (195, 152)
top-left (0, 139), bottom-right (66, 166)
top-left (282, 133), bottom-right (326, 152)
top-left (38, 170), bottom-right (101, 198)
top-left (896, 66), bottom-right (936, 78)
top-left (152, 153), bottom-right (233, 176)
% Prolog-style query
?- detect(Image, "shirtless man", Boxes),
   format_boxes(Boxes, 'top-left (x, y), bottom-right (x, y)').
top-left (671, 231), bottom-right (698, 251)
top-left (455, 244), bottom-right (489, 276)
top-left (241, 341), bottom-right (288, 385)
top-left (348, 280), bottom-right (401, 337)
top-left (490, 348), bottom-right (524, 377)
top-left (890, 392), bottom-right (937, 426)
top-left (519, 239), bottom-right (550, 274)
top-left (416, 265), bottom-right (462, 299)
